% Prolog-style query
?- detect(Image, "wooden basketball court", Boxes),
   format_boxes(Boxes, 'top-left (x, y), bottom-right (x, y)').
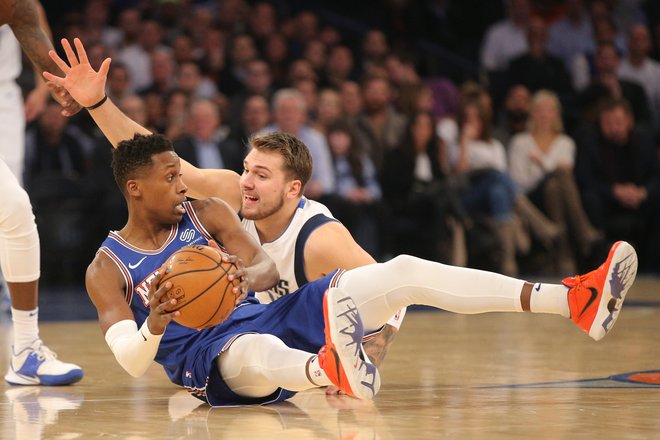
top-left (1, 277), bottom-right (659, 439)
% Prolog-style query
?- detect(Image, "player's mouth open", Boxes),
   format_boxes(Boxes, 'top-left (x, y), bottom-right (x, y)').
top-left (243, 194), bottom-right (258, 204)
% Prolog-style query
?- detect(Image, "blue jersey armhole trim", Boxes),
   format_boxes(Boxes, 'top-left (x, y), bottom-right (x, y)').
top-left (293, 213), bottom-right (337, 287)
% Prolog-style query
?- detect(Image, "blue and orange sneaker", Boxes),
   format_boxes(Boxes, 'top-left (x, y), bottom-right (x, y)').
top-left (5, 340), bottom-right (84, 386)
top-left (317, 288), bottom-right (380, 400)
top-left (563, 241), bottom-right (637, 341)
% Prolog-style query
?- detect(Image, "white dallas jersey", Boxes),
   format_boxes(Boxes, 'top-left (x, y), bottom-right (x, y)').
top-left (242, 197), bottom-right (337, 303)
top-left (0, 25), bottom-right (21, 83)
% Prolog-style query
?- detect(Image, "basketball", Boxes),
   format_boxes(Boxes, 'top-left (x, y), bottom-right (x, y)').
top-left (158, 245), bottom-right (239, 329)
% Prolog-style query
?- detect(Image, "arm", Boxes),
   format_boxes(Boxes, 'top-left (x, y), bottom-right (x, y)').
top-left (193, 197), bottom-right (279, 292)
top-left (86, 253), bottom-right (178, 377)
top-left (44, 38), bottom-right (242, 211)
top-left (9, 0), bottom-right (80, 116)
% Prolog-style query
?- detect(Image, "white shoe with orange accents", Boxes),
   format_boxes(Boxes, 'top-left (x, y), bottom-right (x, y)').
top-left (563, 241), bottom-right (638, 341)
top-left (317, 288), bottom-right (380, 400)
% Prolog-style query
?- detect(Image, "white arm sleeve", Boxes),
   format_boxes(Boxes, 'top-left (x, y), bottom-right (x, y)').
top-left (104, 319), bottom-right (163, 378)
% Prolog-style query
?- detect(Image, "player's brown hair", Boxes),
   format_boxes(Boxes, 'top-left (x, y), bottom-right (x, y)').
top-left (248, 132), bottom-right (313, 189)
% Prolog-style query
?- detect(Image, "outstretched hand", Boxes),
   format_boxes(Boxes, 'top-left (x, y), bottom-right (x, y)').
top-left (42, 37), bottom-right (111, 109)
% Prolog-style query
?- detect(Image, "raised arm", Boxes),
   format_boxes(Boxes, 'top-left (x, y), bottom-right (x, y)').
top-left (44, 38), bottom-right (242, 210)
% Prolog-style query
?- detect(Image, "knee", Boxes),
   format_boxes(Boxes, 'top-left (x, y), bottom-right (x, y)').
top-left (0, 188), bottom-right (35, 233)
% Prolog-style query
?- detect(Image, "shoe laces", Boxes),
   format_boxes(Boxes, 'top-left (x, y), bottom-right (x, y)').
top-left (33, 341), bottom-right (58, 361)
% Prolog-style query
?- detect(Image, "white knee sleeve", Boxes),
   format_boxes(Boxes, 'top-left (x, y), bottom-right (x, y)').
top-left (0, 164), bottom-right (40, 282)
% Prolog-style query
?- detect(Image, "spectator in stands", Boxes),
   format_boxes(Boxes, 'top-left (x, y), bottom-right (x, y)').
top-left (507, 17), bottom-right (574, 102)
top-left (138, 48), bottom-right (177, 97)
top-left (451, 96), bottom-right (518, 275)
top-left (618, 24), bottom-right (660, 127)
top-left (261, 88), bottom-right (335, 200)
top-left (509, 90), bottom-right (601, 273)
top-left (480, 0), bottom-right (532, 72)
top-left (576, 98), bottom-right (660, 271)
top-left (106, 62), bottom-right (133, 104)
top-left (229, 59), bottom-right (274, 132)
top-left (547, 0), bottom-right (594, 69)
top-left (353, 76), bottom-right (408, 172)
top-left (361, 29), bottom-right (390, 74)
top-left (174, 99), bottom-right (244, 174)
top-left (117, 19), bottom-right (166, 92)
top-left (325, 120), bottom-right (382, 257)
top-left (235, 94), bottom-right (271, 142)
top-left (381, 112), bottom-right (466, 264)
top-left (175, 61), bottom-right (219, 100)
top-left (162, 89), bottom-right (191, 141)
top-left (493, 84), bottom-right (531, 147)
top-left (340, 81), bottom-right (363, 119)
top-left (578, 42), bottom-right (651, 125)
top-left (263, 33), bottom-right (291, 87)
top-left (312, 88), bottom-right (344, 136)
top-left (247, 2), bottom-right (278, 43)
top-left (24, 100), bottom-right (90, 188)
top-left (322, 45), bottom-right (356, 89)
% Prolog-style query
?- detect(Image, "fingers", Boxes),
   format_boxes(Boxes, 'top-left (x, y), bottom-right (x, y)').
top-left (61, 38), bottom-right (79, 67)
top-left (73, 38), bottom-right (89, 65)
top-left (47, 49), bottom-right (70, 74)
top-left (98, 57), bottom-right (112, 78)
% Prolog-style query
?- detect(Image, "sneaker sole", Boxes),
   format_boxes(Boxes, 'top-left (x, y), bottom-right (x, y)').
top-left (5, 368), bottom-right (84, 386)
top-left (323, 288), bottom-right (380, 400)
top-left (590, 241), bottom-right (638, 341)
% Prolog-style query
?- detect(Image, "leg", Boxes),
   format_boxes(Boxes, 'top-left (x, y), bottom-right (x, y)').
top-left (336, 240), bottom-right (638, 341)
top-left (0, 104), bottom-right (82, 386)
top-left (217, 333), bottom-right (331, 399)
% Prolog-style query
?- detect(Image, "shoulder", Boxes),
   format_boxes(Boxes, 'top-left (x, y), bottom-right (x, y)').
top-left (85, 250), bottom-right (125, 293)
top-left (304, 221), bottom-right (375, 279)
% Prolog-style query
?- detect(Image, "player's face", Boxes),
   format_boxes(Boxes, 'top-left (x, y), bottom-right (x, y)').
top-left (139, 151), bottom-right (188, 223)
top-left (240, 149), bottom-right (293, 220)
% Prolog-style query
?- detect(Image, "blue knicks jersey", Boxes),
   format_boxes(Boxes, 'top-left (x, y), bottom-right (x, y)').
top-left (98, 201), bottom-right (219, 383)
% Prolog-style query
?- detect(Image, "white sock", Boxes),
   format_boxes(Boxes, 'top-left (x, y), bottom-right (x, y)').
top-left (530, 283), bottom-right (570, 317)
top-left (11, 307), bottom-right (39, 351)
top-left (306, 355), bottom-right (331, 387)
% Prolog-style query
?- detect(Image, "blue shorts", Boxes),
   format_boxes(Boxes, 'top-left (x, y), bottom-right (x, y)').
top-left (179, 270), bottom-right (344, 406)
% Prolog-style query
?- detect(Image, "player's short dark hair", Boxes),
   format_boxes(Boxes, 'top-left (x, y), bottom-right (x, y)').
top-left (111, 133), bottom-right (174, 195)
top-left (247, 132), bottom-right (312, 188)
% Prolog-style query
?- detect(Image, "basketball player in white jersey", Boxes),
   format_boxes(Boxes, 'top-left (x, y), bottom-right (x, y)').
top-left (0, 0), bottom-right (82, 385)
top-left (45, 38), bottom-right (403, 380)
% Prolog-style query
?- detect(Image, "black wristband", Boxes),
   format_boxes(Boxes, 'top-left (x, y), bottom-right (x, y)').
top-left (86, 94), bottom-right (108, 110)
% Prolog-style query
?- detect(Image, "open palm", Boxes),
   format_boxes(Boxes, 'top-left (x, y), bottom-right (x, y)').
top-left (43, 38), bottom-right (111, 109)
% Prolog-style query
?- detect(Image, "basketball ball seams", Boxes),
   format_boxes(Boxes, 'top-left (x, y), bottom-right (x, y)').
top-left (164, 264), bottom-right (234, 312)
top-left (157, 245), bottom-right (241, 329)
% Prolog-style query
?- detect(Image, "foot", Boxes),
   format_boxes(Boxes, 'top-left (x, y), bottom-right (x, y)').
top-left (317, 288), bottom-right (380, 400)
top-left (563, 241), bottom-right (637, 341)
top-left (5, 340), bottom-right (84, 386)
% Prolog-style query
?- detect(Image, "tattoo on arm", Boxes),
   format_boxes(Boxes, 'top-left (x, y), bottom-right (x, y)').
top-left (9, 0), bottom-right (59, 75)
top-left (363, 324), bottom-right (398, 369)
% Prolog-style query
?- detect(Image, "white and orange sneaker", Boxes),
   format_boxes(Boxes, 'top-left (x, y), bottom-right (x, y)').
top-left (317, 288), bottom-right (380, 400)
top-left (563, 241), bottom-right (637, 341)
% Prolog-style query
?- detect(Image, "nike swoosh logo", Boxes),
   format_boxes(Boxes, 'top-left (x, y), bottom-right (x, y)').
top-left (579, 287), bottom-right (599, 318)
top-left (128, 256), bottom-right (148, 270)
top-left (534, 283), bottom-right (541, 292)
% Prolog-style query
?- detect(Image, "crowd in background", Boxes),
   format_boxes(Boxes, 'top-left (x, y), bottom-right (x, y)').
top-left (19, 0), bottom-right (660, 283)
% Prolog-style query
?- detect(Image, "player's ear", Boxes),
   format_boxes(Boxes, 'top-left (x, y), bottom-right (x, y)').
top-left (126, 179), bottom-right (140, 196)
top-left (287, 179), bottom-right (302, 199)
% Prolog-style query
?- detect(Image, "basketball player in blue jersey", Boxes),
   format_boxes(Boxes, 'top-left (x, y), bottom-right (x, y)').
top-left (45, 38), bottom-right (403, 387)
top-left (47, 38), bottom-right (639, 406)
top-left (1, 0), bottom-right (83, 386)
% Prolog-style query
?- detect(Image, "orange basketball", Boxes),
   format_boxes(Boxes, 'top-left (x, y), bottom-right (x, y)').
top-left (158, 245), bottom-right (239, 329)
